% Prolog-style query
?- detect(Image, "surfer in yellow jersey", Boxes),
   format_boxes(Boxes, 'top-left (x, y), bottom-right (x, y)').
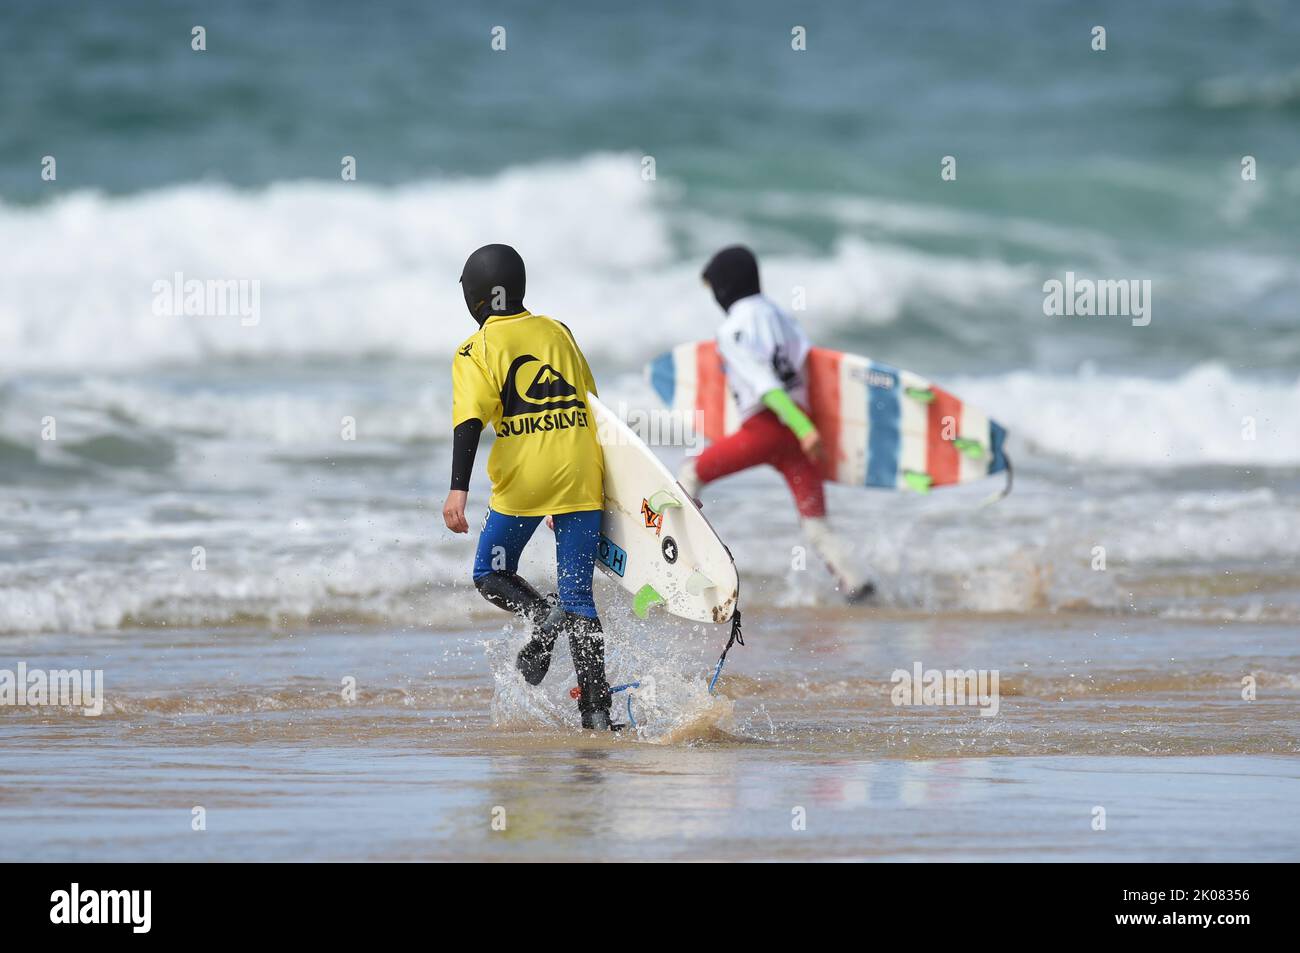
top-left (442, 244), bottom-right (619, 730)
top-left (678, 246), bottom-right (874, 601)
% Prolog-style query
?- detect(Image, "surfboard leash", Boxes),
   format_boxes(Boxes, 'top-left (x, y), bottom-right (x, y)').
top-left (707, 605), bottom-right (744, 695)
top-left (979, 452), bottom-right (1014, 507)
top-left (609, 682), bottom-right (640, 729)
top-left (572, 681), bottom-right (641, 728)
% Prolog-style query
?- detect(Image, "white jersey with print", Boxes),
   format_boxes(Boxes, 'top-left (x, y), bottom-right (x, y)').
top-left (716, 293), bottom-right (811, 420)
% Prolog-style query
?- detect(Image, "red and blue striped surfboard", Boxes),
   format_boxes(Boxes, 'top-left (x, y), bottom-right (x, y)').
top-left (647, 342), bottom-right (1010, 494)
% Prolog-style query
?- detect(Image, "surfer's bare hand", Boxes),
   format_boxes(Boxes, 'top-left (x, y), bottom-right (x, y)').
top-left (545, 516), bottom-right (555, 531)
top-left (800, 428), bottom-right (823, 462)
top-left (443, 490), bottom-right (469, 533)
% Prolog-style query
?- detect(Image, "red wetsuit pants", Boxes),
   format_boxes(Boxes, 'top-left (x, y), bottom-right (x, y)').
top-left (693, 409), bottom-right (826, 518)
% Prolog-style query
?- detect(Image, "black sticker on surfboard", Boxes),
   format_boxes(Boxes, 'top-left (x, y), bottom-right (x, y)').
top-left (661, 536), bottom-right (678, 564)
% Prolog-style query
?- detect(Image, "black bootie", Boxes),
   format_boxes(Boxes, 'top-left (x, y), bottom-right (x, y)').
top-left (515, 599), bottom-right (565, 686)
top-left (568, 614), bottom-right (617, 730)
top-left (473, 572), bottom-right (563, 685)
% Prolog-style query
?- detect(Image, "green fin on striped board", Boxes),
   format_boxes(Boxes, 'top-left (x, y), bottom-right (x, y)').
top-left (633, 584), bottom-right (665, 619)
top-left (903, 471), bottom-right (933, 494)
top-left (905, 387), bottom-right (935, 404)
top-left (951, 437), bottom-right (986, 460)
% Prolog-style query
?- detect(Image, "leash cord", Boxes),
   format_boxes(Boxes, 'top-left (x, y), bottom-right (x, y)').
top-left (708, 606), bottom-right (743, 695)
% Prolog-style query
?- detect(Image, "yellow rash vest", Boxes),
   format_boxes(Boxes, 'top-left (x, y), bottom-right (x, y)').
top-left (452, 310), bottom-right (604, 517)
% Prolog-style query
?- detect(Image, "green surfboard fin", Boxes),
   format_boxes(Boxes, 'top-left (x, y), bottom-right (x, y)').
top-left (633, 584), bottom-right (665, 619)
top-left (905, 387), bottom-right (935, 404)
top-left (903, 471), bottom-right (933, 494)
top-left (646, 489), bottom-right (682, 514)
top-left (951, 437), bottom-right (986, 460)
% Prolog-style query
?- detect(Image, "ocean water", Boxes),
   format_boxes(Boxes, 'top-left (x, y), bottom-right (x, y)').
top-left (0, 1), bottom-right (1298, 860)
top-left (1, 2), bottom-right (1298, 631)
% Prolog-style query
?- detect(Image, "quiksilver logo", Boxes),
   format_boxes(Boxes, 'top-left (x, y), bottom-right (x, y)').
top-left (497, 409), bottom-right (589, 437)
top-left (499, 354), bottom-right (585, 418)
top-left (50, 883), bottom-right (151, 933)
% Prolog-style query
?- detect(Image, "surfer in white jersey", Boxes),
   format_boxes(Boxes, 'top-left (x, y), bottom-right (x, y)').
top-left (678, 245), bottom-right (873, 601)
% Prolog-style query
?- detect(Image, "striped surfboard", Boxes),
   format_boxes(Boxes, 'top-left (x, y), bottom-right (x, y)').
top-left (647, 342), bottom-right (1010, 494)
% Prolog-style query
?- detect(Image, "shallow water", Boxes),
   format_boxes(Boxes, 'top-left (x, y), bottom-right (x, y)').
top-left (2, 611), bottom-right (1296, 861)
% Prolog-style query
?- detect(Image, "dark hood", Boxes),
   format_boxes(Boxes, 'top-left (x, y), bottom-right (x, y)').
top-left (459, 243), bottom-right (526, 325)
top-left (701, 245), bottom-right (760, 312)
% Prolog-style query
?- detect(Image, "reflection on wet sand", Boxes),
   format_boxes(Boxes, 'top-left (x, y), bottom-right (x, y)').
top-left (1, 609), bottom-right (1297, 860)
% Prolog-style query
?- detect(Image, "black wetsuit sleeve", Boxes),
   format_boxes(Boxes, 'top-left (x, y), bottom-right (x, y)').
top-left (450, 418), bottom-right (484, 491)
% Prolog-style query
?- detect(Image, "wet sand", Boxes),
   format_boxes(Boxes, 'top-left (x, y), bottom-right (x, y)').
top-left (2, 609), bottom-right (1297, 861)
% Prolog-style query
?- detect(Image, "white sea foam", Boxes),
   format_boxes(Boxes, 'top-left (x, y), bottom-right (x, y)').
top-left (0, 153), bottom-right (1049, 370)
top-left (0, 155), bottom-right (675, 370)
top-left (10, 359), bottom-right (1294, 476)
top-left (951, 363), bottom-right (1300, 467)
top-left (1, 469), bottom-right (1297, 634)
top-left (0, 358), bottom-right (1296, 634)
top-left (3, 150), bottom-right (1292, 376)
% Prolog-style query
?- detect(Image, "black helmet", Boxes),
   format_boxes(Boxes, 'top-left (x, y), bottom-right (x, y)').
top-left (702, 245), bottom-right (760, 312)
top-left (459, 244), bottom-right (526, 325)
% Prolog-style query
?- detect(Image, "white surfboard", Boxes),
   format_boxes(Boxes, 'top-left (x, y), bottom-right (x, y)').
top-left (588, 392), bottom-right (739, 625)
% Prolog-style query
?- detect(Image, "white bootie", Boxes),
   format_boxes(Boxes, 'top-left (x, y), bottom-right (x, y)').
top-left (802, 517), bottom-right (874, 601)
